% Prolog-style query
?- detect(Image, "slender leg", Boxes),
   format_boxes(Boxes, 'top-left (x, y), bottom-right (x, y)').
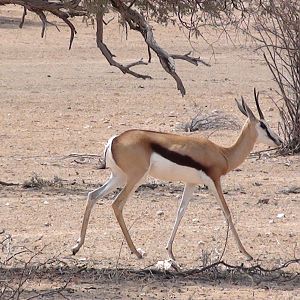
top-left (166, 183), bottom-right (195, 261)
top-left (112, 176), bottom-right (146, 259)
top-left (210, 179), bottom-right (253, 260)
top-left (72, 174), bottom-right (124, 255)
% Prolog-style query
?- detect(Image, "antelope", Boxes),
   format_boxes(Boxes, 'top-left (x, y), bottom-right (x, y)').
top-left (72, 89), bottom-right (282, 262)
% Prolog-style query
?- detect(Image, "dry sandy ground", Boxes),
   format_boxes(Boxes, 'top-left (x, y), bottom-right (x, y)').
top-left (0, 6), bottom-right (299, 299)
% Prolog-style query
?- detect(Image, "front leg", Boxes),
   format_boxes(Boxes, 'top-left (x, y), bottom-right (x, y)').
top-left (166, 183), bottom-right (195, 261)
top-left (210, 179), bottom-right (253, 261)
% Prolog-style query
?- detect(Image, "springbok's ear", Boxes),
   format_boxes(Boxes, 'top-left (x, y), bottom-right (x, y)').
top-left (235, 98), bottom-right (248, 117)
top-left (236, 96), bottom-right (257, 121)
top-left (242, 97), bottom-right (257, 121)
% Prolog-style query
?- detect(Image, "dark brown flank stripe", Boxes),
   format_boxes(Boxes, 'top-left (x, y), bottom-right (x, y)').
top-left (150, 143), bottom-right (208, 175)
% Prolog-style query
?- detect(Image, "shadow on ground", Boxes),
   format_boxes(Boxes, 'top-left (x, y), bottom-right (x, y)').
top-left (0, 16), bottom-right (46, 29)
top-left (1, 261), bottom-right (299, 299)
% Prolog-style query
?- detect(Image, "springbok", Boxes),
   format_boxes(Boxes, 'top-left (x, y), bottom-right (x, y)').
top-left (72, 89), bottom-right (282, 262)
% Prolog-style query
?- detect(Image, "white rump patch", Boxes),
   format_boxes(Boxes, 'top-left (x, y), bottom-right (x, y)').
top-left (104, 135), bottom-right (126, 180)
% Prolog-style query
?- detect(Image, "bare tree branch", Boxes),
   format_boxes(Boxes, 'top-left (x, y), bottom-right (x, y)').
top-left (96, 10), bottom-right (151, 80)
top-left (109, 0), bottom-right (208, 96)
top-left (19, 6), bottom-right (27, 28)
top-left (0, 0), bottom-right (86, 49)
top-left (171, 51), bottom-right (211, 67)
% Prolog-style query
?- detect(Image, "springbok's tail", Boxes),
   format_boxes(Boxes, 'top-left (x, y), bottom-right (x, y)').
top-left (99, 136), bottom-right (116, 169)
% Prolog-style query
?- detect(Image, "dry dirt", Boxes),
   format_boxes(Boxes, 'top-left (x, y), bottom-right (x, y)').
top-left (0, 6), bottom-right (299, 300)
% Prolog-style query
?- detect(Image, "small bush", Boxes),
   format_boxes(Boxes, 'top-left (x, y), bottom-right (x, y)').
top-left (22, 174), bottom-right (63, 189)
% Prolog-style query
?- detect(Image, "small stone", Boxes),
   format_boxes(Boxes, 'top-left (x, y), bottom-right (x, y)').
top-left (137, 248), bottom-right (146, 257)
top-left (43, 200), bottom-right (49, 205)
top-left (156, 210), bottom-right (164, 216)
top-left (79, 257), bottom-right (87, 261)
top-left (276, 213), bottom-right (285, 219)
top-left (192, 218), bottom-right (199, 223)
top-left (257, 198), bottom-right (270, 204)
top-left (44, 222), bottom-right (51, 227)
top-left (269, 219), bottom-right (274, 224)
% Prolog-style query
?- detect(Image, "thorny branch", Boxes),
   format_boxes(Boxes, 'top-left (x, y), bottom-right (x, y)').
top-left (250, 1), bottom-right (300, 154)
top-left (0, 232), bottom-right (71, 299)
top-left (1, 231), bottom-right (299, 299)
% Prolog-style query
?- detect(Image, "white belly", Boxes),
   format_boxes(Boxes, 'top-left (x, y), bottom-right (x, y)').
top-left (149, 153), bottom-right (209, 185)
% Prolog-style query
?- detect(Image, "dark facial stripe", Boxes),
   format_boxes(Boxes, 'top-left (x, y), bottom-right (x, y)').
top-left (150, 143), bottom-right (208, 175)
top-left (260, 122), bottom-right (278, 144)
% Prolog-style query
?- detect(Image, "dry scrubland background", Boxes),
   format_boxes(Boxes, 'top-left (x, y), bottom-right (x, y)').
top-left (0, 6), bottom-right (299, 299)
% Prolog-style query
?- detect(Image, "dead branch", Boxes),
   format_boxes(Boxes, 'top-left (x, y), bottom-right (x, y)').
top-left (0, 0), bottom-right (86, 49)
top-left (1, 0), bottom-right (212, 95)
top-left (249, 147), bottom-right (281, 159)
top-left (0, 236), bottom-right (70, 299)
top-left (177, 258), bottom-right (300, 278)
top-left (171, 51), bottom-right (211, 67)
top-left (63, 153), bottom-right (102, 159)
top-left (25, 279), bottom-right (71, 300)
top-left (96, 10), bottom-right (151, 80)
top-left (1, 229), bottom-right (299, 299)
top-left (0, 180), bottom-right (19, 186)
top-left (109, 0), bottom-right (208, 96)
top-left (251, 1), bottom-right (300, 154)
top-left (19, 6), bottom-right (26, 28)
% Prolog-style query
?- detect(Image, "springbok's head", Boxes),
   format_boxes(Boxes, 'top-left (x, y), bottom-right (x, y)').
top-left (235, 89), bottom-right (283, 147)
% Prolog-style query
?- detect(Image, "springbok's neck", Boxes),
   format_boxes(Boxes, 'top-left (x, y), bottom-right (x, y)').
top-left (223, 120), bottom-right (257, 172)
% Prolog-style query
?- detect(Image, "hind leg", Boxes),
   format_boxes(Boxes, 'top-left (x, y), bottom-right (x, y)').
top-left (72, 174), bottom-right (124, 255)
top-left (112, 171), bottom-right (149, 259)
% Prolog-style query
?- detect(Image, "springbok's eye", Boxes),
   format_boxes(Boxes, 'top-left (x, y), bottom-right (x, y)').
top-left (260, 122), bottom-right (267, 130)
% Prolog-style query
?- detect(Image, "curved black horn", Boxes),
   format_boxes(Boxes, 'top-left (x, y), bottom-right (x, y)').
top-left (254, 88), bottom-right (265, 119)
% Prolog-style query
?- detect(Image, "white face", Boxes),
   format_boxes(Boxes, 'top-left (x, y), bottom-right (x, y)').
top-left (255, 120), bottom-right (282, 147)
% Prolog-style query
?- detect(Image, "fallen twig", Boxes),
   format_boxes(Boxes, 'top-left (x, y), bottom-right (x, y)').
top-left (63, 153), bottom-right (102, 159)
top-left (249, 147), bottom-right (280, 158)
top-left (0, 180), bottom-right (19, 186)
